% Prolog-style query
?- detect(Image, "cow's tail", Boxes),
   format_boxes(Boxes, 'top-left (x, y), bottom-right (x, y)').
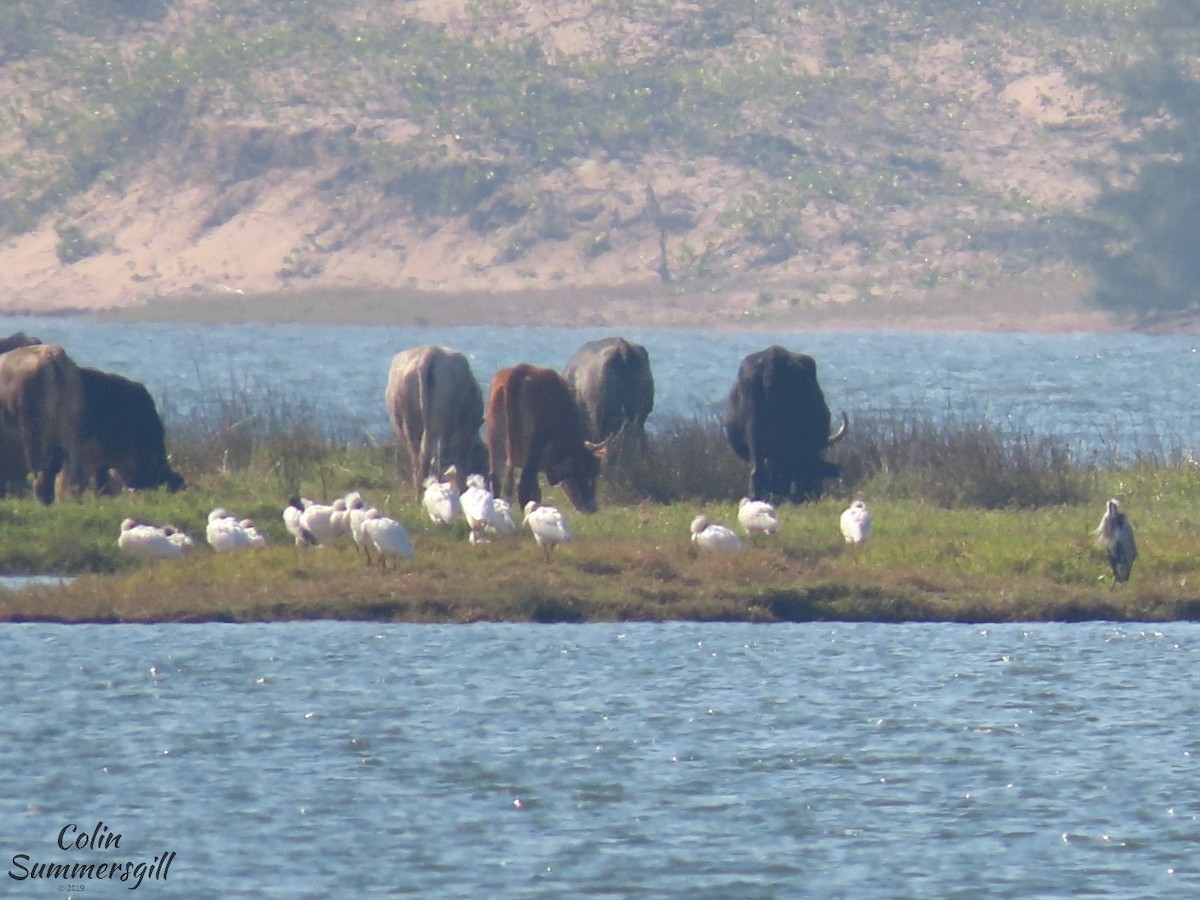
top-left (486, 369), bottom-right (524, 501)
top-left (418, 354), bottom-right (436, 477)
top-left (50, 350), bottom-right (85, 496)
top-left (28, 348), bottom-right (82, 504)
top-left (615, 343), bottom-right (651, 445)
top-left (503, 370), bottom-right (523, 485)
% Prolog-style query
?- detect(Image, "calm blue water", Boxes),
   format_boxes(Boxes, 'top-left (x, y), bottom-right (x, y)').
top-left (1, 315), bottom-right (1197, 459)
top-left (2, 621), bottom-right (1199, 897)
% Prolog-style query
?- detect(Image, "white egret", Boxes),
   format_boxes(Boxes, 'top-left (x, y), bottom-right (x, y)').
top-left (206, 508), bottom-right (255, 553)
top-left (164, 528), bottom-right (194, 555)
top-left (329, 496), bottom-right (354, 541)
top-left (118, 518), bottom-right (191, 573)
top-left (689, 515), bottom-right (743, 551)
top-left (523, 501), bottom-right (572, 560)
top-left (461, 473), bottom-right (496, 544)
top-left (489, 497), bottom-right (518, 538)
top-left (839, 500), bottom-right (873, 545)
top-left (346, 493), bottom-right (374, 563)
top-left (361, 509), bottom-right (415, 570)
top-left (239, 519), bottom-right (267, 550)
top-left (423, 465), bottom-right (461, 526)
top-left (738, 498), bottom-right (779, 538)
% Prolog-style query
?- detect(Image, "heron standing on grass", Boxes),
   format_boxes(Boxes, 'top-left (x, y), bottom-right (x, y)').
top-left (461, 473), bottom-right (499, 545)
top-left (1095, 498), bottom-right (1136, 587)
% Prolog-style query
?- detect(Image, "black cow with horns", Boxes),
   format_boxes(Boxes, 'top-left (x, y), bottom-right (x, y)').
top-left (723, 345), bottom-right (847, 503)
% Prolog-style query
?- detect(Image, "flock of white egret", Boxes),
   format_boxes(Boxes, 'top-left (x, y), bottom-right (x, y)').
top-left (113, 466), bottom-right (578, 572)
top-left (688, 497), bottom-right (872, 553)
top-left (116, 478), bottom-right (1138, 587)
top-left (119, 475), bottom-right (877, 572)
top-left (687, 494), bottom-right (1138, 587)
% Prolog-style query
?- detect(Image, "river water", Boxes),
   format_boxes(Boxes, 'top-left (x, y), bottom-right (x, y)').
top-left (2, 621), bottom-right (1198, 897)
top-left (2, 315), bottom-right (1198, 459)
top-left (2, 317), bottom-right (1198, 896)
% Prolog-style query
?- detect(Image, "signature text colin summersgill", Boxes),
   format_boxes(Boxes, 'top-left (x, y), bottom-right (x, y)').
top-left (8, 821), bottom-right (176, 889)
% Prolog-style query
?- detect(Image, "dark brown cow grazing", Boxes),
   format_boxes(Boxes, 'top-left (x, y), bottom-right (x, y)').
top-left (0, 343), bottom-right (84, 504)
top-left (485, 364), bottom-right (609, 513)
top-left (562, 336), bottom-right (654, 459)
top-left (386, 345), bottom-right (487, 499)
top-left (69, 367), bottom-right (184, 495)
top-left (724, 345), bottom-right (848, 503)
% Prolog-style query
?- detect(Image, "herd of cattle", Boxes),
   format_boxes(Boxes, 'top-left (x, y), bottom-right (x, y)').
top-left (387, 337), bottom-right (848, 515)
top-left (0, 330), bottom-right (847, 516)
top-left (0, 329), bottom-right (1144, 585)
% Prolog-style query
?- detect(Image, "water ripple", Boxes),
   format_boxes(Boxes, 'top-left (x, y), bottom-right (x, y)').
top-left (1, 622), bottom-right (1199, 895)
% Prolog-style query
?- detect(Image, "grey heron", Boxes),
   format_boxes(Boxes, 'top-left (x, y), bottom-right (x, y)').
top-left (1095, 498), bottom-right (1137, 587)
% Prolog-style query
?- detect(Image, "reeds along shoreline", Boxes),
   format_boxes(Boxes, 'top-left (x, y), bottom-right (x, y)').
top-left (2, 400), bottom-right (1200, 624)
top-left (164, 388), bottom-right (1105, 510)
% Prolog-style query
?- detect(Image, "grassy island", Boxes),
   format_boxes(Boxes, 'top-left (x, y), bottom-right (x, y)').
top-left (2, 410), bottom-right (1199, 625)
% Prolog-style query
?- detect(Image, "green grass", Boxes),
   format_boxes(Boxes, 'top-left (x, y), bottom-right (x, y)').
top-left (0, 398), bottom-right (1192, 624)
top-left (1, 452), bottom-right (1198, 624)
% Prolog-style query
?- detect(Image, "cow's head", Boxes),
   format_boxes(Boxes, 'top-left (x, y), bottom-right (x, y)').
top-left (546, 440), bottom-right (609, 513)
top-left (787, 412), bottom-right (848, 502)
top-left (163, 467), bottom-right (186, 492)
top-left (120, 446), bottom-right (185, 492)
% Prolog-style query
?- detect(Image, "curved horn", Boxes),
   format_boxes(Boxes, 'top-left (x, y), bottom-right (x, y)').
top-left (827, 411), bottom-right (849, 446)
top-left (584, 437), bottom-right (610, 460)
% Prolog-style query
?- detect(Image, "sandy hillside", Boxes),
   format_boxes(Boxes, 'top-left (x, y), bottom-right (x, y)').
top-left (0, 2), bottom-right (1153, 331)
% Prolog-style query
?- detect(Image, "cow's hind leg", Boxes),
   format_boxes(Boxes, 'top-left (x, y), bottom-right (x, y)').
top-left (33, 445), bottom-right (64, 505)
top-left (516, 444), bottom-right (543, 510)
top-left (750, 454), bottom-right (771, 502)
top-left (402, 429), bottom-right (424, 501)
top-left (94, 467), bottom-right (114, 495)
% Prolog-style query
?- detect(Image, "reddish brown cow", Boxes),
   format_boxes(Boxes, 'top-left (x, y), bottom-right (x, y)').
top-left (485, 364), bottom-right (609, 513)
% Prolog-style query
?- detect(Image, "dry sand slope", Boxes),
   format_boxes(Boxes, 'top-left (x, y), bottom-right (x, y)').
top-left (0, 3), bottom-right (1158, 333)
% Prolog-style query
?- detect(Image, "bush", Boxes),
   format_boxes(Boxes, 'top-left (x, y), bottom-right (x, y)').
top-left (600, 413), bottom-right (747, 504)
top-left (832, 412), bottom-right (1091, 508)
top-left (161, 374), bottom-right (354, 497)
top-left (54, 224), bottom-right (101, 264)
